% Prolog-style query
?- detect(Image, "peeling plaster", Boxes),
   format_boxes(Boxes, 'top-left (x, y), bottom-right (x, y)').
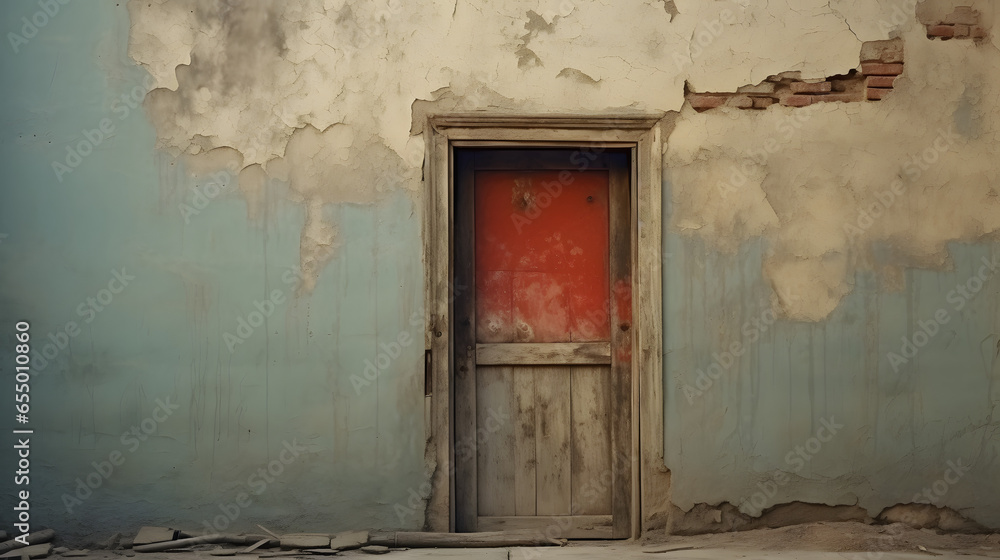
top-left (122, 0), bottom-right (1000, 529)
top-left (668, 13), bottom-right (1000, 320)
top-left (125, 0), bottom-right (1000, 315)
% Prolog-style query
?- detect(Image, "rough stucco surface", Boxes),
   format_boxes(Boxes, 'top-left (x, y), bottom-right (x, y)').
top-left (122, 0), bottom-right (999, 530)
top-left (0, 0), bottom-right (998, 541)
top-left (126, 0), bottom-right (1000, 317)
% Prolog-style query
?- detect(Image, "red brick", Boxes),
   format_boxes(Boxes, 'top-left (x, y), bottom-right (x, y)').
top-left (731, 95), bottom-right (754, 109)
top-left (865, 76), bottom-right (896, 88)
top-left (861, 62), bottom-right (903, 76)
top-left (689, 95), bottom-right (726, 111)
top-left (814, 92), bottom-right (863, 103)
top-left (927, 24), bottom-right (956, 39)
top-left (790, 81), bottom-right (832, 94)
top-left (942, 6), bottom-right (979, 26)
top-left (867, 88), bottom-right (892, 101)
top-left (860, 39), bottom-right (904, 63)
top-left (752, 97), bottom-right (775, 109)
top-left (782, 95), bottom-right (814, 107)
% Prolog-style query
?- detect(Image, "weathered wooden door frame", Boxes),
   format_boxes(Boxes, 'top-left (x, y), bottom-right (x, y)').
top-left (422, 114), bottom-right (665, 538)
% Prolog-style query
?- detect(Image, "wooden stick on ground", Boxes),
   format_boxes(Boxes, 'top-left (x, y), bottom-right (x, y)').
top-left (0, 530), bottom-right (56, 555)
top-left (369, 531), bottom-right (566, 548)
top-left (133, 535), bottom-right (276, 553)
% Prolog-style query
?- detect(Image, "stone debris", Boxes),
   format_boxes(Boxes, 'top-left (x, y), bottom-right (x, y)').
top-left (0, 530), bottom-right (56, 557)
top-left (132, 527), bottom-right (178, 546)
top-left (0, 543), bottom-right (50, 559)
top-left (360, 545), bottom-right (390, 554)
top-left (280, 535), bottom-right (331, 550)
top-left (329, 531), bottom-right (368, 551)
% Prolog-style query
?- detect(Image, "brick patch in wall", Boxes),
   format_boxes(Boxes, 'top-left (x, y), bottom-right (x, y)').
top-left (924, 6), bottom-right (988, 41)
top-left (685, 38), bottom-right (905, 111)
top-left (861, 63), bottom-right (904, 76)
top-left (867, 88), bottom-right (892, 101)
top-left (865, 76), bottom-right (896, 88)
top-left (790, 81), bottom-right (832, 94)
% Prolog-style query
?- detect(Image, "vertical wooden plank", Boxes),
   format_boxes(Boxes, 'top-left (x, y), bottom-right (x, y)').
top-left (608, 151), bottom-right (634, 538)
top-left (637, 126), bottom-right (667, 537)
top-left (571, 365), bottom-right (613, 515)
top-left (427, 129), bottom-right (454, 533)
top-left (535, 366), bottom-right (573, 515)
top-left (477, 366), bottom-right (516, 516)
top-left (453, 149), bottom-right (478, 532)
top-left (512, 367), bottom-right (537, 515)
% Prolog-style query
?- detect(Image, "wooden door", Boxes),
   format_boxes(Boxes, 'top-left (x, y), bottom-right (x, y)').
top-left (454, 148), bottom-right (632, 538)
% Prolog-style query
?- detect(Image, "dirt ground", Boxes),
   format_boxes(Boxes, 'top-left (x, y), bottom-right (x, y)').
top-left (631, 520), bottom-right (1000, 557)
top-left (35, 522), bottom-right (1000, 559)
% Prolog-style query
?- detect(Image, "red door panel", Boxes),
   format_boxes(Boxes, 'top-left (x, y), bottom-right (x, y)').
top-left (475, 170), bottom-right (610, 343)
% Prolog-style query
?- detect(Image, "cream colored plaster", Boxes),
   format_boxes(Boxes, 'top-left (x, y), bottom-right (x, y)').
top-left (128, 0), bottom-right (1000, 319)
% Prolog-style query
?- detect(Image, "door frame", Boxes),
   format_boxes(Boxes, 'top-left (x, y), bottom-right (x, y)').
top-left (421, 114), bottom-right (666, 538)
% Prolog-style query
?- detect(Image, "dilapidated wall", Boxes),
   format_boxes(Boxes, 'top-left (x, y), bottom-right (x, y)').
top-left (0, 0), bottom-right (997, 541)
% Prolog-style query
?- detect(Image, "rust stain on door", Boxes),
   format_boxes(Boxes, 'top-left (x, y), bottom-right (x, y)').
top-left (475, 170), bottom-right (611, 343)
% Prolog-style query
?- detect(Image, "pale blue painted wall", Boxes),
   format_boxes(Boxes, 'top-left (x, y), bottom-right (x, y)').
top-left (1, 0), bottom-right (998, 542)
top-left (662, 184), bottom-right (1000, 526)
top-left (0, 2), bottom-right (426, 540)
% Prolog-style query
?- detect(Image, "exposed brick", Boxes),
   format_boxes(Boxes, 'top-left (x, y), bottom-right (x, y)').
top-left (861, 62), bottom-right (903, 76)
top-left (942, 6), bottom-right (979, 26)
top-left (688, 94), bottom-right (726, 111)
top-left (829, 80), bottom-right (851, 93)
top-left (815, 92), bottom-right (863, 103)
top-left (790, 81), bottom-right (832, 94)
top-left (971, 26), bottom-right (987, 39)
top-left (865, 76), bottom-right (896, 88)
top-left (953, 24), bottom-right (970, 38)
top-left (737, 82), bottom-right (776, 94)
top-left (752, 97), bottom-right (775, 109)
top-left (927, 24), bottom-right (956, 39)
top-left (731, 95), bottom-right (754, 109)
top-left (867, 88), bottom-right (892, 101)
top-left (782, 95), bottom-right (814, 107)
top-left (860, 39), bottom-right (904, 63)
